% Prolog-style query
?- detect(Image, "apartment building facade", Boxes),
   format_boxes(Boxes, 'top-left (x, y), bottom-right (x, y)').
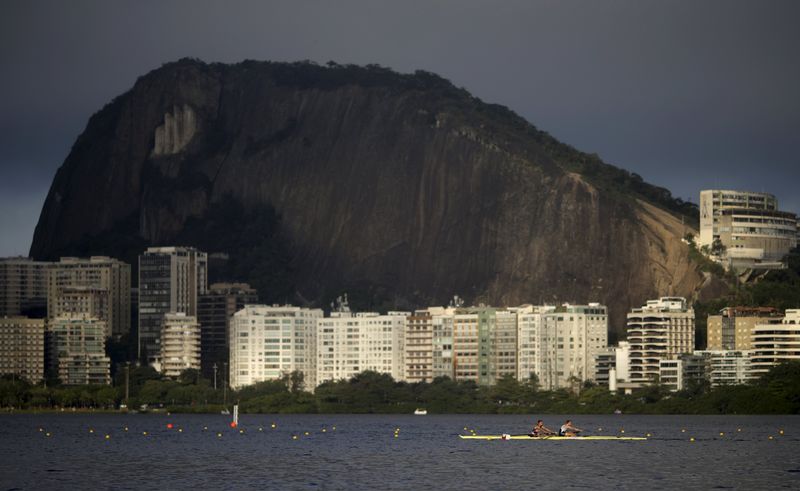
top-left (159, 313), bottom-right (201, 378)
top-left (48, 314), bottom-right (110, 385)
top-left (627, 297), bottom-right (695, 387)
top-left (229, 305), bottom-right (323, 389)
top-left (316, 311), bottom-right (407, 386)
top-left (0, 257), bottom-right (49, 317)
top-left (197, 283), bottom-right (258, 379)
top-left (138, 247), bottom-right (207, 364)
top-left (0, 316), bottom-right (45, 383)
top-left (47, 256), bottom-right (131, 339)
top-left (751, 309), bottom-right (800, 376)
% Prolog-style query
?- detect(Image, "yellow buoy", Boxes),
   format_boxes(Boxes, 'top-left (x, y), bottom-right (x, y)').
top-left (89, 428), bottom-right (95, 433)
top-left (271, 423), bottom-right (276, 429)
top-left (105, 434), bottom-right (110, 440)
top-left (46, 432), bottom-right (52, 437)
top-left (239, 429), bottom-right (245, 434)
top-left (304, 431), bottom-right (310, 436)
top-left (259, 427), bottom-right (263, 432)
top-left (38, 427), bottom-right (44, 432)
top-left (690, 437), bottom-right (695, 442)
top-left (322, 428), bottom-right (327, 433)
top-left (737, 428), bottom-right (741, 432)
top-left (394, 434), bottom-right (399, 438)
top-left (217, 432), bottom-right (222, 437)
top-left (779, 429), bottom-right (784, 435)
top-left (332, 426), bottom-right (336, 431)
top-left (598, 428), bottom-right (603, 432)
top-left (463, 427), bottom-right (468, 431)
top-left (620, 429), bottom-right (625, 433)
top-left (124, 427), bottom-right (129, 432)
top-left (203, 426), bottom-right (208, 431)
top-left (681, 429), bottom-right (686, 433)
top-left (646, 433), bottom-right (652, 438)
top-left (292, 435), bottom-right (298, 440)
top-left (143, 431), bottom-right (148, 436)
top-left (178, 428), bottom-right (183, 433)
top-left (719, 432), bottom-right (724, 437)
top-left (769, 436), bottom-right (774, 440)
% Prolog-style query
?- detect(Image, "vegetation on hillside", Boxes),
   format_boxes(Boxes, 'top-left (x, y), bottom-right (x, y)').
top-left (3, 362), bottom-right (800, 415)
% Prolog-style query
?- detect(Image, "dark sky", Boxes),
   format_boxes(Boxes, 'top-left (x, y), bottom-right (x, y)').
top-left (1, 0), bottom-right (798, 256)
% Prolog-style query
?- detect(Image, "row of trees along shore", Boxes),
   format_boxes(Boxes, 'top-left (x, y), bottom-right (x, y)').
top-left (2, 362), bottom-right (800, 414)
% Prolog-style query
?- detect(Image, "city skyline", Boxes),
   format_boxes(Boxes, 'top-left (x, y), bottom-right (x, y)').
top-left (2, 0), bottom-right (799, 255)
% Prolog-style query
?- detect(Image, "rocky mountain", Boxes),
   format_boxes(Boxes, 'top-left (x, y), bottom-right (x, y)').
top-left (30, 59), bottom-right (704, 336)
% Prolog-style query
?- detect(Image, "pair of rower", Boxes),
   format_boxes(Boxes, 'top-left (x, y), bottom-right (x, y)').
top-left (530, 419), bottom-right (582, 437)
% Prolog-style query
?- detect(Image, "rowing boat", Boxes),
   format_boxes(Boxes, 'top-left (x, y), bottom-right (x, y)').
top-left (459, 435), bottom-right (646, 441)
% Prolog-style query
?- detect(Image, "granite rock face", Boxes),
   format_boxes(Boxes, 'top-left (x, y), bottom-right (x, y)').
top-left (30, 59), bottom-right (703, 334)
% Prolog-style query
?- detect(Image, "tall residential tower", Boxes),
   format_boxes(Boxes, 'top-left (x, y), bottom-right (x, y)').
top-left (138, 247), bottom-right (207, 364)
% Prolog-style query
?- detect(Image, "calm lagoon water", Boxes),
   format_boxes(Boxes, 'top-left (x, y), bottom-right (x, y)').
top-left (1, 413), bottom-right (799, 490)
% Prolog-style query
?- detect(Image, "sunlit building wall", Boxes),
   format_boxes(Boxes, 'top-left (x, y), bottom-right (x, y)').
top-left (229, 305), bottom-right (323, 389)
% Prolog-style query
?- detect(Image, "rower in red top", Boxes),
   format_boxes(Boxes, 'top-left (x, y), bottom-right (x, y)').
top-left (530, 419), bottom-right (556, 437)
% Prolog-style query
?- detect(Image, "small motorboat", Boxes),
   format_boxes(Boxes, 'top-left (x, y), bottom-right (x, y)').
top-left (414, 408), bottom-right (427, 415)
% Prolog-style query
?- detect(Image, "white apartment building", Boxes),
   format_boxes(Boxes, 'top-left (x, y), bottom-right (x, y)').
top-left (609, 341), bottom-right (631, 393)
top-left (516, 305), bottom-right (550, 382)
top-left (229, 305), bottom-right (323, 389)
top-left (316, 311), bottom-right (407, 386)
top-left (47, 256), bottom-right (131, 339)
top-left (627, 297), bottom-right (695, 388)
top-left (158, 313), bottom-right (200, 378)
top-left (138, 247), bottom-right (207, 364)
top-left (615, 341), bottom-right (631, 382)
top-left (699, 189), bottom-right (796, 270)
top-left (699, 190), bottom-right (777, 247)
top-left (658, 353), bottom-right (708, 392)
top-left (751, 309), bottom-right (800, 376)
top-left (515, 304), bottom-right (608, 390)
top-left (695, 350), bottom-right (755, 387)
top-left (538, 304), bottom-right (608, 390)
